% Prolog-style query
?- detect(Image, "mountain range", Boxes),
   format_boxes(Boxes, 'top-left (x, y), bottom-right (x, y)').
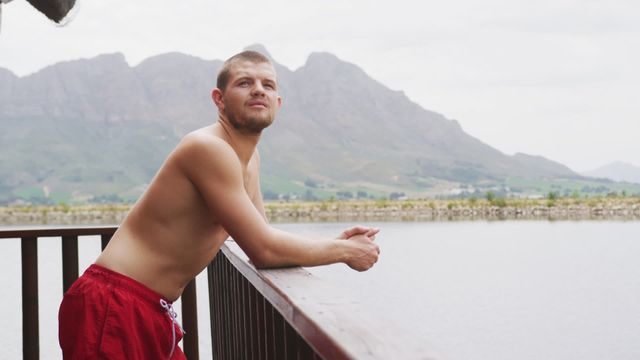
top-left (0, 45), bottom-right (587, 203)
top-left (582, 162), bottom-right (640, 184)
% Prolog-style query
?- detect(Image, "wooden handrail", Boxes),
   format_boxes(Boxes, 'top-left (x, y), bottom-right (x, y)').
top-left (216, 242), bottom-right (436, 359)
top-left (0, 226), bottom-right (118, 238)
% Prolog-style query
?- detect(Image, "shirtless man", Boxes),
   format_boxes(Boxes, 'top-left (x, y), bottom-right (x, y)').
top-left (58, 50), bottom-right (380, 359)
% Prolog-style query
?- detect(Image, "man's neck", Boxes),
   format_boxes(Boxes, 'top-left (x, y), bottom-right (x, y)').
top-left (215, 117), bottom-right (261, 166)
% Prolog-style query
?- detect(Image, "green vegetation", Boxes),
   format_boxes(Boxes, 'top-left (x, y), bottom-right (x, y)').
top-left (493, 198), bottom-right (507, 208)
top-left (15, 187), bottom-right (45, 199)
top-left (375, 198), bottom-right (389, 208)
top-left (4, 169), bottom-right (640, 213)
top-left (505, 177), bottom-right (640, 198)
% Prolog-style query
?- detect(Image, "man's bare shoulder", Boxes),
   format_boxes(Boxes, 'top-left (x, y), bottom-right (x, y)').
top-left (174, 127), bottom-right (241, 175)
top-left (178, 127), bottom-right (233, 157)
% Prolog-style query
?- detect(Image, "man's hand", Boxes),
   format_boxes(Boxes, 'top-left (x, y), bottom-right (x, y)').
top-left (337, 226), bottom-right (381, 272)
top-left (337, 226), bottom-right (380, 241)
top-left (343, 234), bottom-right (380, 271)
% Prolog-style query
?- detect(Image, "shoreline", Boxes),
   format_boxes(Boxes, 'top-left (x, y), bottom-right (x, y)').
top-left (1, 198), bottom-right (639, 225)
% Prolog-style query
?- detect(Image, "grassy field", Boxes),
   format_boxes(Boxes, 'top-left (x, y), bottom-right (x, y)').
top-left (505, 177), bottom-right (640, 197)
top-left (5, 174), bottom-right (640, 206)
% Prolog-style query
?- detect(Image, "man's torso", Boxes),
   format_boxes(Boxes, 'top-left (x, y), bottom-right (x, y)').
top-left (95, 125), bottom-right (261, 301)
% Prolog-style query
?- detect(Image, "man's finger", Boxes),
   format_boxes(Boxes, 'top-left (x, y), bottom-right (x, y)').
top-left (341, 226), bottom-right (370, 238)
top-left (365, 228), bottom-right (380, 237)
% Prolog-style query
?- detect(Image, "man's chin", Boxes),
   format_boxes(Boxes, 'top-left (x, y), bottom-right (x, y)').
top-left (237, 119), bottom-right (273, 134)
top-left (226, 111), bottom-right (275, 134)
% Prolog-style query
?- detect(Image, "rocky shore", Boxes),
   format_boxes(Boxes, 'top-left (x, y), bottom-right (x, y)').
top-left (2, 198), bottom-right (639, 226)
top-left (0, 205), bottom-right (130, 226)
top-left (264, 198), bottom-right (640, 222)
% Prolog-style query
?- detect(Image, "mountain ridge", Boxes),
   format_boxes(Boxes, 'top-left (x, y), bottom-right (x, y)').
top-left (0, 48), bottom-right (585, 203)
top-left (582, 162), bottom-right (640, 184)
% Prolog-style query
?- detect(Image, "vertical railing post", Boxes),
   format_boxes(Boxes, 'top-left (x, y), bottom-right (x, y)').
top-left (208, 258), bottom-right (223, 360)
top-left (61, 235), bottom-right (79, 293)
top-left (182, 279), bottom-right (199, 359)
top-left (21, 236), bottom-right (39, 360)
top-left (206, 247), bottom-right (326, 360)
top-left (101, 233), bottom-right (112, 251)
top-left (207, 262), bottom-right (216, 359)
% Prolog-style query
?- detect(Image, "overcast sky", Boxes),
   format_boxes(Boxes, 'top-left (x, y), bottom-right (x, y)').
top-left (1, 0), bottom-right (638, 171)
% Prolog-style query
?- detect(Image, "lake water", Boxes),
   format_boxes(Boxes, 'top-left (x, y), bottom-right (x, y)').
top-left (2, 220), bottom-right (639, 359)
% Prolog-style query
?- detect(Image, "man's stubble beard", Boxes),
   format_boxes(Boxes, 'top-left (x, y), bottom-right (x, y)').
top-left (225, 107), bottom-right (274, 135)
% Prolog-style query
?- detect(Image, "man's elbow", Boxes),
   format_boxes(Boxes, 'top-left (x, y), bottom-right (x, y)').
top-left (243, 230), bottom-right (292, 269)
top-left (251, 256), bottom-right (270, 269)
top-left (250, 249), bottom-right (292, 269)
top-left (249, 249), bottom-right (275, 269)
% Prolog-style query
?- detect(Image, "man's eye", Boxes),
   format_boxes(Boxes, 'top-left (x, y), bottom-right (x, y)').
top-left (239, 81), bottom-right (250, 86)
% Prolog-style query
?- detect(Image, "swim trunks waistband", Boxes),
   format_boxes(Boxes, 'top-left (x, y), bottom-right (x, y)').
top-left (84, 264), bottom-right (171, 308)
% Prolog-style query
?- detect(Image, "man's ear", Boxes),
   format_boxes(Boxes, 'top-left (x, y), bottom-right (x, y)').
top-left (277, 96), bottom-right (282, 109)
top-left (212, 88), bottom-right (224, 110)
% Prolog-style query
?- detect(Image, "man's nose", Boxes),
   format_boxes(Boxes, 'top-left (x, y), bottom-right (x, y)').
top-left (251, 82), bottom-right (266, 96)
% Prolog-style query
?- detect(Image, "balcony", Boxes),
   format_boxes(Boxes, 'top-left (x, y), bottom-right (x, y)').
top-left (1, 226), bottom-right (429, 359)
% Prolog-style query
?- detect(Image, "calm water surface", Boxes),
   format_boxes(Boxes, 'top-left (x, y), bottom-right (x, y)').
top-left (278, 221), bottom-right (640, 360)
top-left (1, 221), bottom-right (639, 359)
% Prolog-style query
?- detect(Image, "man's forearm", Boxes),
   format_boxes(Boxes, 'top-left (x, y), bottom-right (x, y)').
top-left (251, 228), bottom-right (351, 269)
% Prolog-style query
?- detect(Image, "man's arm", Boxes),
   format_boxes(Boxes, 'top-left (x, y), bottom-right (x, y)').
top-left (251, 151), bottom-right (269, 222)
top-left (177, 135), bottom-right (379, 270)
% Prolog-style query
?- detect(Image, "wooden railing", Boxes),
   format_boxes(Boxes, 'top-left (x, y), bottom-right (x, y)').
top-left (0, 226), bottom-right (203, 359)
top-left (1, 226), bottom-right (432, 360)
top-left (209, 244), bottom-right (323, 359)
top-left (212, 242), bottom-right (434, 360)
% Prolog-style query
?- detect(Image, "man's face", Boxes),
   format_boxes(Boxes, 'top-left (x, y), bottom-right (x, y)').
top-left (215, 61), bottom-right (282, 134)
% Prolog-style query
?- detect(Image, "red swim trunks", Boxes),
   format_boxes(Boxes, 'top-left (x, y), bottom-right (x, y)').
top-left (58, 264), bottom-right (186, 359)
